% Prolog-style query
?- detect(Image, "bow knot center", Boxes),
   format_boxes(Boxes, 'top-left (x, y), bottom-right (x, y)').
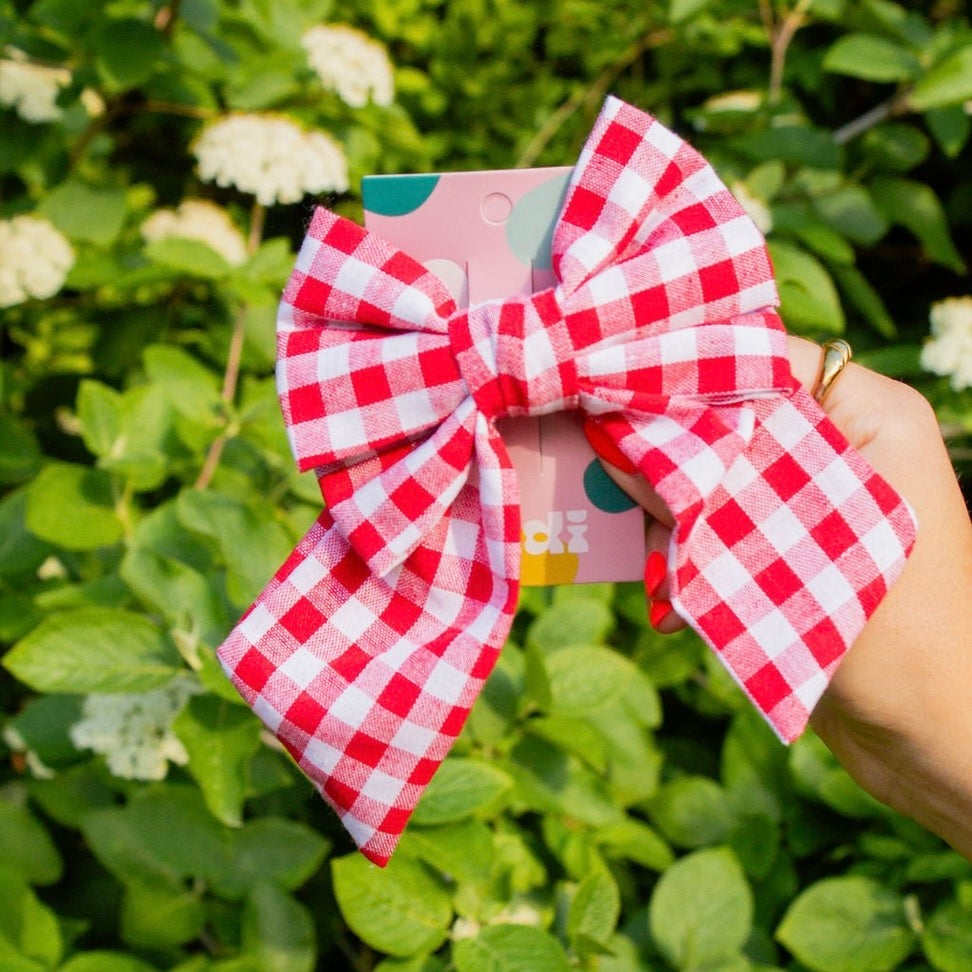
top-left (447, 289), bottom-right (580, 420)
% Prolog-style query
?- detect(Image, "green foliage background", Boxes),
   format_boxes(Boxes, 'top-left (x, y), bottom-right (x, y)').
top-left (2, 0), bottom-right (972, 970)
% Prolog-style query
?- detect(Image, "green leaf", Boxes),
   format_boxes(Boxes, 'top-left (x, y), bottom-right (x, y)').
top-left (25, 463), bottom-right (124, 550)
top-left (870, 175), bottom-right (966, 272)
top-left (331, 854), bottom-right (452, 957)
top-left (172, 694), bottom-right (262, 826)
top-left (4, 607), bottom-right (181, 693)
top-left (777, 876), bottom-right (913, 972)
top-left (400, 819), bottom-right (494, 885)
top-left (0, 867), bottom-right (63, 968)
top-left (594, 818), bottom-right (674, 871)
top-left (733, 127), bottom-right (843, 169)
top-left (859, 122), bottom-right (930, 172)
top-left (831, 265), bottom-right (897, 338)
top-left (823, 33), bottom-right (921, 82)
top-left (648, 776), bottom-right (734, 848)
top-left (909, 45), bottom-right (972, 110)
top-left (812, 185), bottom-right (889, 245)
top-left (0, 415), bottom-right (42, 485)
top-left (649, 847), bottom-right (752, 969)
top-left (411, 757), bottom-right (512, 825)
top-left (28, 763), bottom-right (116, 829)
top-left (567, 867), bottom-right (621, 950)
top-left (177, 490), bottom-right (294, 606)
top-left (921, 899), bottom-right (972, 971)
top-left (4, 694), bottom-right (85, 768)
top-left (77, 380), bottom-right (124, 458)
top-left (767, 240), bottom-right (845, 333)
top-left (144, 236), bottom-right (234, 279)
top-left (453, 925), bottom-right (571, 972)
top-left (92, 18), bottom-right (167, 90)
top-left (120, 878), bottom-right (206, 948)
top-left (81, 785), bottom-right (231, 888)
top-left (37, 180), bottom-right (128, 246)
top-left (544, 645), bottom-right (638, 716)
top-left (924, 104), bottom-right (971, 158)
top-left (0, 803), bottom-right (63, 886)
top-left (669, 0), bottom-right (714, 23)
top-left (215, 818), bottom-right (330, 899)
top-left (143, 345), bottom-right (222, 422)
top-left (525, 715), bottom-right (608, 772)
top-left (526, 598), bottom-right (614, 653)
top-left (59, 953), bottom-right (159, 972)
top-left (242, 883), bottom-right (317, 972)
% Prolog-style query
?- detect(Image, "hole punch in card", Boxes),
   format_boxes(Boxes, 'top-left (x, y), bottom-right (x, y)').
top-left (363, 167), bottom-right (646, 585)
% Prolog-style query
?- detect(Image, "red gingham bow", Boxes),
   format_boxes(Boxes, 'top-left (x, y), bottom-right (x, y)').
top-left (217, 96), bottom-right (916, 865)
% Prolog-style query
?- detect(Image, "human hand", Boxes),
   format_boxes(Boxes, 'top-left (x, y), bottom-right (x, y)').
top-left (586, 335), bottom-right (972, 857)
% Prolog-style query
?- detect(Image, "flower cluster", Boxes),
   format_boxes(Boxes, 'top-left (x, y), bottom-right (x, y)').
top-left (301, 24), bottom-right (394, 108)
top-left (194, 113), bottom-right (349, 206)
top-left (0, 215), bottom-right (75, 308)
top-left (69, 680), bottom-right (198, 781)
top-left (0, 48), bottom-right (71, 122)
top-left (920, 296), bottom-right (972, 391)
top-left (142, 198), bottom-right (249, 266)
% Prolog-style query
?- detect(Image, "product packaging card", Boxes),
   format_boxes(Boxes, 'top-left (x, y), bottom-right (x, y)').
top-left (363, 167), bottom-right (646, 585)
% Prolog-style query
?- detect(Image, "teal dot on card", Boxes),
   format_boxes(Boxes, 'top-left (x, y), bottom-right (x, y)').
top-left (583, 459), bottom-right (638, 513)
top-left (506, 172), bottom-right (572, 268)
top-left (363, 174), bottom-right (441, 216)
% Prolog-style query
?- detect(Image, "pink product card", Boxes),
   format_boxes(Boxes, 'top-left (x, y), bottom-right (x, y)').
top-left (363, 167), bottom-right (646, 585)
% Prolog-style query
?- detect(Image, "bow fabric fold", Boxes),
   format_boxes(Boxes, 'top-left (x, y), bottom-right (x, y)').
top-left (217, 96), bottom-right (917, 865)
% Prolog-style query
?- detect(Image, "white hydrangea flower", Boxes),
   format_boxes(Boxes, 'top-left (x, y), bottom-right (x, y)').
top-left (193, 113), bottom-right (349, 207)
top-left (730, 181), bottom-right (773, 235)
top-left (921, 296), bottom-right (972, 391)
top-left (0, 215), bottom-right (75, 308)
top-left (0, 48), bottom-right (71, 122)
top-left (301, 24), bottom-right (394, 108)
top-left (69, 680), bottom-right (199, 781)
top-left (142, 198), bottom-right (249, 266)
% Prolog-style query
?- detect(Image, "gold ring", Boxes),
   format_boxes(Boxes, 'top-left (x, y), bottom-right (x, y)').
top-left (813, 338), bottom-right (852, 403)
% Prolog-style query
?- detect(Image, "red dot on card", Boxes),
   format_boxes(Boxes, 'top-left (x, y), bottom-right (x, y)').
top-left (481, 192), bottom-right (513, 224)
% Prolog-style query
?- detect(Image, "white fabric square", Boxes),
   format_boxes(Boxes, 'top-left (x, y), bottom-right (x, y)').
top-left (328, 684), bottom-right (377, 730)
top-left (239, 603), bottom-right (276, 643)
top-left (424, 659), bottom-right (468, 703)
top-left (390, 719), bottom-right (438, 756)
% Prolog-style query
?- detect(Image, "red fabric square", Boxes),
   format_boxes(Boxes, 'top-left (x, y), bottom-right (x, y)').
top-left (287, 383), bottom-right (325, 424)
top-left (697, 600), bottom-right (747, 644)
top-left (803, 615), bottom-right (845, 668)
top-left (383, 250), bottom-right (428, 286)
top-left (390, 478), bottom-right (434, 521)
top-left (671, 201), bottom-right (718, 234)
top-left (764, 452), bottom-right (811, 502)
top-left (561, 185), bottom-right (605, 232)
top-left (324, 217), bottom-right (366, 254)
top-left (599, 120), bottom-right (642, 164)
top-left (697, 355), bottom-right (735, 395)
top-left (234, 648), bottom-right (275, 694)
top-left (332, 646), bottom-right (371, 682)
top-left (347, 730), bottom-right (386, 768)
top-left (706, 498), bottom-right (757, 548)
top-left (630, 284), bottom-right (670, 327)
top-left (755, 558), bottom-right (803, 603)
top-left (381, 591), bottom-right (424, 634)
top-left (280, 598), bottom-right (326, 641)
top-left (286, 692), bottom-right (327, 733)
top-left (745, 662), bottom-right (790, 711)
top-left (810, 509), bottom-right (857, 558)
top-left (377, 673), bottom-right (422, 718)
top-left (408, 757), bottom-right (439, 785)
top-left (350, 364), bottom-right (393, 407)
top-left (698, 259), bottom-right (740, 304)
top-left (293, 274), bottom-right (333, 313)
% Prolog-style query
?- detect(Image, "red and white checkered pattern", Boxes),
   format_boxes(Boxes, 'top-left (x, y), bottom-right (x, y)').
top-left (217, 96), bottom-right (916, 865)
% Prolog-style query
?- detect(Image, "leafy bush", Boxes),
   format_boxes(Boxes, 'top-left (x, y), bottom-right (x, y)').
top-left (2, 0), bottom-right (971, 970)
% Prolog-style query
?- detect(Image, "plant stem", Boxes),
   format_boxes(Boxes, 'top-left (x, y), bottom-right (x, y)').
top-left (832, 92), bottom-right (910, 143)
top-left (768, 0), bottom-right (813, 104)
top-left (194, 200), bottom-right (265, 491)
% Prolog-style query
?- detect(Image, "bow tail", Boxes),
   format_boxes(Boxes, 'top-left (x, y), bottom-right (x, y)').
top-left (593, 388), bottom-right (916, 742)
top-left (216, 419), bottom-right (520, 866)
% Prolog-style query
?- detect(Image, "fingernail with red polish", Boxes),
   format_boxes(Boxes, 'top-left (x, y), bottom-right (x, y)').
top-left (644, 550), bottom-right (667, 597)
top-left (650, 599), bottom-right (674, 630)
top-left (582, 419), bottom-right (638, 474)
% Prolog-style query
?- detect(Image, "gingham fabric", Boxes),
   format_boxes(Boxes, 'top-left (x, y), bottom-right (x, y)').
top-left (217, 96), bottom-right (917, 865)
